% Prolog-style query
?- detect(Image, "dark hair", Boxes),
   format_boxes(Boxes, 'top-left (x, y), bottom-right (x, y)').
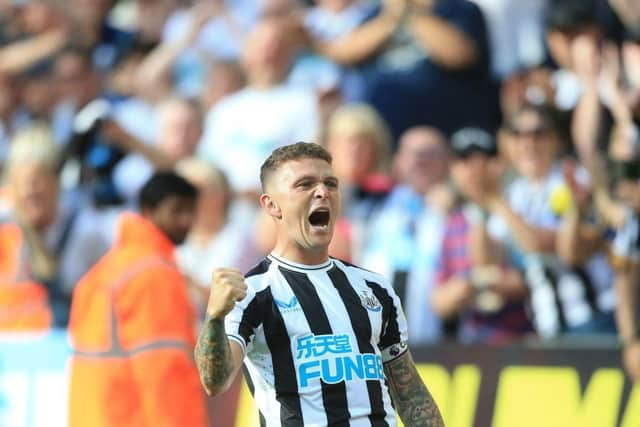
top-left (260, 142), bottom-right (332, 190)
top-left (138, 171), bottom-right (198, 210)
top-left (545, 0), bottom-right (597, 31)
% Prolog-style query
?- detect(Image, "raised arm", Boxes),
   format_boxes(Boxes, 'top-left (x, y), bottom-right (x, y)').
top-left (384, 350), bottom-right (445, 426)
top-left (194, 268), bottom-right (247, 396)
top-left (0, 28), bottom-right (67, 76)
top-left (488, 196), bottom-right (556, 254)
top-left (134, 2), bottom-right (221, 101)
top-left (406, 7), bottom-right (479, 70)
top-left (314, 0), bottom-right (404, 66)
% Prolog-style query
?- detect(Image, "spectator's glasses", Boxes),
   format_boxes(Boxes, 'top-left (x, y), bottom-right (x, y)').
top-left (509, 125), bottom-right (550, 138)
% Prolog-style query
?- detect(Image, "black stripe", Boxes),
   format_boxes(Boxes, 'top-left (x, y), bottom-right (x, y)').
top-left (572, 267), bottom-right (600, 314)
top-left (245, 258), bottom-right (272, 278)
top-left (238, 294), bottom-right (264, 351)
top-left (280, 267), bottom-right (351, 426)
top-left (243, 364), bottom-right (267, 427)
top-left (329, 266), bottom-right (389, 427)
top-left (543, 266), bottom-right (568, 331)
top-left (262, 287), bottom-right (304, 426)
top-left (365, 281), bottom-right (400, 350)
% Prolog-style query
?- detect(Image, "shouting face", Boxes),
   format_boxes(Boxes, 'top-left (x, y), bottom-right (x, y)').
top-left (261, 158), bottom-right (341, 256)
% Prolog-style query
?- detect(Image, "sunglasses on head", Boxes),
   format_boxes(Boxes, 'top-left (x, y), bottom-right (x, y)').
top-left (509, 125), bottom-right (550, 138)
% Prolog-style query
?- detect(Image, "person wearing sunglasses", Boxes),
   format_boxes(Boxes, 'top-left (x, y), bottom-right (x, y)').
top-left (484, 103), bottom-right (617, 339)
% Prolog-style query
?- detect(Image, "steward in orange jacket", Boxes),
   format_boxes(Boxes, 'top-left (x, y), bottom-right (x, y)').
top-left (69, 172), bottom-right (208, 427)
top-left (0, 220), bottom-right (52, 330)
top-left (0, 124), bottom-right (72, 331)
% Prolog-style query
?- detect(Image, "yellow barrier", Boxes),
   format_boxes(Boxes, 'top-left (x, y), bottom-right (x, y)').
top-left (234, 363), bottom-right (639, 427)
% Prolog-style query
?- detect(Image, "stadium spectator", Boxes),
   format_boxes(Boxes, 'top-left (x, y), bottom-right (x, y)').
top-left (571, 35), bottom-right (640, 161)
top-left (197, 16), bottom-right (320, 196)
top-left (50, 46), bottom-right (103, 146)
top-left (175, 157), bottom-right (258, 427)
top-left (325, 103), bottom-right (393, 261)
top-left (68, 172), bottom-right (207, 427)
top-left (487, 104), bottom-right (616, 337)
top-left (432, 127), bottom-right (532, 344)
top-left (360, 126), bottom-right (451, 344)
top-left (312, 0), bottom-right (498, 140)
top-left (557, 153), bottom-right (640, 381)
top-left (111, 96), bottom-right (203, 203)
top-left (567, 34), bottom-right (640, 373)
top-left (0, 1), bottom-right (69, 76)
top-left (0, 124), bottom-right (105, 329)
top-left (175, 158), bottom-right (261, 303)
top-left (544, 0), bottom-right (626, 113)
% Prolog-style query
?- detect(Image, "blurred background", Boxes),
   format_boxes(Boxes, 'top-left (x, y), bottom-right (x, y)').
top-left (0, 0), bottom-right (639, 425)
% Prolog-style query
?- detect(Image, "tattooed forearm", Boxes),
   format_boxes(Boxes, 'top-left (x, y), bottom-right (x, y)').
top-left (194, 316), bottom-right (235, 396)
top-left (384, 350), bottom-right (445, 427)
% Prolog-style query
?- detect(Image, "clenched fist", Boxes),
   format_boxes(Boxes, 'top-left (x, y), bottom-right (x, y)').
top-left (206, 268), bottom-right (248, 319)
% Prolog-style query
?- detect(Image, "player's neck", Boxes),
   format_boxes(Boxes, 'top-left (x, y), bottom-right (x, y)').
top-left (271, 242), bottom-right (329, 266)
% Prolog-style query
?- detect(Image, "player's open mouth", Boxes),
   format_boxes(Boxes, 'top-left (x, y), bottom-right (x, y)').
top-left (308, 208), bottom-right (330, 229)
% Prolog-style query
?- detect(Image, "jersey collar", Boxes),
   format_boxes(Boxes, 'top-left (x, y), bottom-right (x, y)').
top-left (267, 253), bottom-right (333, 272)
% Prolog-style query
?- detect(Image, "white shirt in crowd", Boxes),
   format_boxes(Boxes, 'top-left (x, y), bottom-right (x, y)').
top-left (470, 0), bottom-right (547, 78)
top-left (198, 85), bottom-right (320, 193)
top-left (176, 203), bottom-right (261, 287)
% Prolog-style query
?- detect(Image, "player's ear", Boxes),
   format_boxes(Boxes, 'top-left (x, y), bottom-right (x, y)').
top-left (260, 193), bottom-right (282, 219)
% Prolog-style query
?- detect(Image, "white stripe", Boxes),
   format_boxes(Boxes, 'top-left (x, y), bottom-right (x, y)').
top-left (272, 267), bottom-right (327, 426)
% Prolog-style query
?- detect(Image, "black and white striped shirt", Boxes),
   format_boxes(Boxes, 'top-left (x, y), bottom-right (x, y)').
top-left (226, 254), bottom-right (409, 426)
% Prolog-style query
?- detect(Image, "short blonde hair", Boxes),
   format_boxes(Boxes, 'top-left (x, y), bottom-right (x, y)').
top-left (5, 123), bottom-right (59, 179)
top-left (326, 103), bottom-right (392, 173)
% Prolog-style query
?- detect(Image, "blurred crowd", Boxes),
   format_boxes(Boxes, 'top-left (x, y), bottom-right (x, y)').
top-left (1, 0), bottom-right (640, 381)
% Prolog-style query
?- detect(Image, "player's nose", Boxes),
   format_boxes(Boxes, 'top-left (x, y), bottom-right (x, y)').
top-left (313, 183), bottom-right (330, 199)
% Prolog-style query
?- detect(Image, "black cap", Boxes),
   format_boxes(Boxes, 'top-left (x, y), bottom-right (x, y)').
top-left (450, 127), bottom-right (497, 158)
top-left (544, 0), bottom-right (597, 32)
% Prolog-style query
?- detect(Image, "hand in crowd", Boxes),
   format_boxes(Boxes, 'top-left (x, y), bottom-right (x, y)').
top-left (382, 0), bottom-right (435, 23)
top-left (571, 35), bottom-right (600, 86)
top-left (382, 0), bottom-right (410, 23)
top-left (479, 158), bottom-right (505, 210)
top-left (562, 159), bottom-right (591, 213)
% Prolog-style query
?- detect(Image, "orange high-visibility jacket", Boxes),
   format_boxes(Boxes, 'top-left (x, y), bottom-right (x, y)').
top-left (68, 212), bottom-right (207, 427)
top-left (0, 221), bottom-right (52, 331)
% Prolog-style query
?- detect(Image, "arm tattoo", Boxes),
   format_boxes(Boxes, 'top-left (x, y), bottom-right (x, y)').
top-left (194, 315), bottom-right (235, 395)
top-left (384, 350), bottom-right (445, 427)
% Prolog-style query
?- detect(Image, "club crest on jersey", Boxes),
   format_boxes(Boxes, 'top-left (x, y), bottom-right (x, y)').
top-left (274, 296), bottom-right (301, 313)
top-left (359, 290), bottom-right (382, 312)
